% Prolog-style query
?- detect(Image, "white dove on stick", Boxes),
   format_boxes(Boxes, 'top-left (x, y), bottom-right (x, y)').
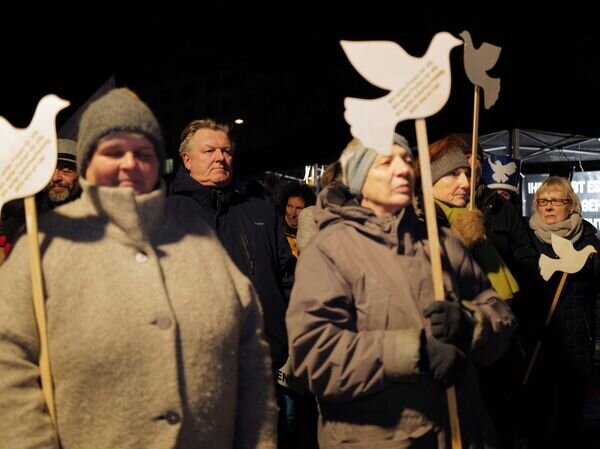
top-left (459, 30), bottom-right (502, 109)
top-left (539, 233), bottom-right (597, 281)
top-left (0, 95), bottom-right (70, 214)
top-left (488, 157), bottom-right (517, 183)
top-left (341, 32), bottom-right (462, 155)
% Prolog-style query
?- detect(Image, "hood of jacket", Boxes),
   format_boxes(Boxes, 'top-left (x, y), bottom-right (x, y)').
top-left (314, 183), bottom-right (425, 250)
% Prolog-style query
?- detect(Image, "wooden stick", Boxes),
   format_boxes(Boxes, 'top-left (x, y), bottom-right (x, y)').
top-left (416, 119), bottom-right (462, 449)
top-left (24, 196), bottom-right (57, 428)
top-left (522, 271), bottom-right (568, 385)
top-left (468, 86), bottom-right (481, 211)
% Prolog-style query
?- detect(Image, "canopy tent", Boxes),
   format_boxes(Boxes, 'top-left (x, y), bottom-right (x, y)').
top-left (479, 129), bottom-right (600, 169)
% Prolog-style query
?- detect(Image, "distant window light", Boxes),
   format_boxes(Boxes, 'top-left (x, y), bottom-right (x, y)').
top-left (164, 158), bottom-right (174, 175)
top-left (234, 118), bottom-right (244, 125)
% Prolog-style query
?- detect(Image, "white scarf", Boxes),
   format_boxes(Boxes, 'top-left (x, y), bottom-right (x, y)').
top-left (529, 211), bottom-right (583, 244)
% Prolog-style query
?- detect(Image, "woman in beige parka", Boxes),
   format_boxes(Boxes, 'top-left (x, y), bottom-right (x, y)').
top-left (286, 135), bottom-right (516, 449)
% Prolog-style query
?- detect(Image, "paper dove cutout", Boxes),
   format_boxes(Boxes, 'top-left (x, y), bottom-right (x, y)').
top-left (459, 30), bottom-right (502, 109)
top-left (0, 95), bottom-right (70, 215)
top-left (488, 157), bottom-right (517, 183)
top-left (341, 32), bottom-right (462, 155)
top-left (539, 233), bottom-right (597, 281)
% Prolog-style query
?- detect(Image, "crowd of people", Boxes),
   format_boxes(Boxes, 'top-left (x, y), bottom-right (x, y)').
top-left (0, 87), bottom-right (599, 449)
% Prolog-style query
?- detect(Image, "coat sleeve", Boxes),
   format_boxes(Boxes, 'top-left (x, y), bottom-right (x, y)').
top-left (286, 241), bottom-right (421, 404)
top-left (231, 261), bottom-right (277, 449)
top-left (0, 236), bottom-right (59, 448)
top-left (442, 230), bottom-right (517, 366)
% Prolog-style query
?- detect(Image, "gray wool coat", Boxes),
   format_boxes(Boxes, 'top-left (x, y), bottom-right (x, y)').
top-left (0, 180), bottom-right (277, 449)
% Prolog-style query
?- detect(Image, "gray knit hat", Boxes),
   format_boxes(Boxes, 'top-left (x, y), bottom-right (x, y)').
top-left (430, 146), bottom-right (470, 184)
top-left (340, 133), bottom-right (411, 196)
top-left (57, 139), bottom-right (77, 165)
top-left (76, 88), bottom-right (164, 176)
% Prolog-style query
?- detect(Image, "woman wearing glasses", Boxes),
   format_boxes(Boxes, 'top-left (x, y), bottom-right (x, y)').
top-left (524, 176), bottom-right (600, 449)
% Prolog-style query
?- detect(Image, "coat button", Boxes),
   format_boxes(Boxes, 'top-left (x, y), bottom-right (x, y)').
top-left (135, 252), bottom-right (149, 263)
top-left (165, 411), bottom-right (181, 425)
top-left (155, 317), bottom-right (172, 329)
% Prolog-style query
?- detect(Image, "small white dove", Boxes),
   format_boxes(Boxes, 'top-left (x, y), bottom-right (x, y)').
top-left (341, 32), bottom-right (462, 155)
top-left (459, 30), bottom-right (502, 109)
top-left (539, 233), bottom-right (597, 281)
top-left (488, 157), bottom-right (517, 183)
top-left (0, 95), bottom-right (69, 215)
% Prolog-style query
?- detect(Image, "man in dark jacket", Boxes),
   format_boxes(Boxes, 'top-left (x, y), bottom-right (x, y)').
top-left (167, 119), bottom-right (298, 447)
top-left (168, 119), bottom-right (295, 370)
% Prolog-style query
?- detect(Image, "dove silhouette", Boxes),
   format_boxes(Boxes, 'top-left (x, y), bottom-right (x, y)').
top-left (341, 32), bottom-right (462, 155)
top-left (538, 233), bottom-right (597, 281)
top-left (488, 157), bottom-right (517, 183)
top-left (0, 95), bottom-right (70, 214)
top-left (459, 30), bottom-right (502, 110)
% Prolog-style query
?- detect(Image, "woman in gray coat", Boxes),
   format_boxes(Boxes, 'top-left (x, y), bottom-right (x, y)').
top-left (0, 88), bottom-right (276, 449)
top-left (286, 136), bottom-right (516, 449)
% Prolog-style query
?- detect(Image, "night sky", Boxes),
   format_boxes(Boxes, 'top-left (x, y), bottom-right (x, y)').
top-left (2, 10), bottom-right (600, 178)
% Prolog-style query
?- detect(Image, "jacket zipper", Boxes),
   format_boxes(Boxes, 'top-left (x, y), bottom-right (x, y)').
top-left (240, 232), bottom-right (255, 275)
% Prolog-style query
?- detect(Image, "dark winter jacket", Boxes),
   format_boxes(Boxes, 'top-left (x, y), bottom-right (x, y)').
top-left (528, 220), bottom-right (600, 377)
top-left (476, 186), bottom-right (539, 289)
top-left (168, 167), bottom-right (295, 369)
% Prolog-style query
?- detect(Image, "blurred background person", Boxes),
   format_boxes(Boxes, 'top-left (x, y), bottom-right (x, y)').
top-left (296, 161), bottom-right (342, 254)
top-left (42, 139), bottom-right (82, 208)
top-left (281, 184), bottom-right (315, 257)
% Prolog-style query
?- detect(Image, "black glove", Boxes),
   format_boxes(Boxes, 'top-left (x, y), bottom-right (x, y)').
top-left (423, 300), bottom-right (475, 352)
top-left (424, 337), bottom-right (468, 385)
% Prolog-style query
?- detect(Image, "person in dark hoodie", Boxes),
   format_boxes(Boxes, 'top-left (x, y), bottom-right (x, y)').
top-left (168, 119), bottom-right (297, 447)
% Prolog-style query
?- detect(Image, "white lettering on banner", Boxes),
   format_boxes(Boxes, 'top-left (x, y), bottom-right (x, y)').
top-left (582, 199), bottom-right (600, 213)
top-left (275, 358), bottom-right (306, 393)
top-left (571, 180), bottom-right (585, 194)
top-left (588, 180), bottom-right (600, 194)
top-left (528, 182), bottom-right (542, 194)
top-left (276, 369), bottom-right (292, 386)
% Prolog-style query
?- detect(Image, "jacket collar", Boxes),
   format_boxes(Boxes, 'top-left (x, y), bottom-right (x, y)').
top-left (80, 178), bottom-right (165, 245)
top-left (171, 165), bottom-right (232, 213)
top-left (315, 183), bottom-right (422, 252)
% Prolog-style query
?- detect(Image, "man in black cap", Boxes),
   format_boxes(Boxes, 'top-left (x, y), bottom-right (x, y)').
top-left (1, 139), bottom-right (82, 260)
top-left (44, 138), bottom-right (81, 207)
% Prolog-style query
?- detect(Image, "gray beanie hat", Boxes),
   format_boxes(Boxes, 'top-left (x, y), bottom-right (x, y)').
top-left (430, 146), bottom-right (470, 184)
top-left (57, 138), bottom-right (77, 165)
top-left (76, 88), bottom-right (164, 176)
top-left (340, 133), bottom-right (411, 196)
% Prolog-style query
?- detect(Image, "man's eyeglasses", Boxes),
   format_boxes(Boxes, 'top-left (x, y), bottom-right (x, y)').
top-left (536, 198), bottom-right (571, 207)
